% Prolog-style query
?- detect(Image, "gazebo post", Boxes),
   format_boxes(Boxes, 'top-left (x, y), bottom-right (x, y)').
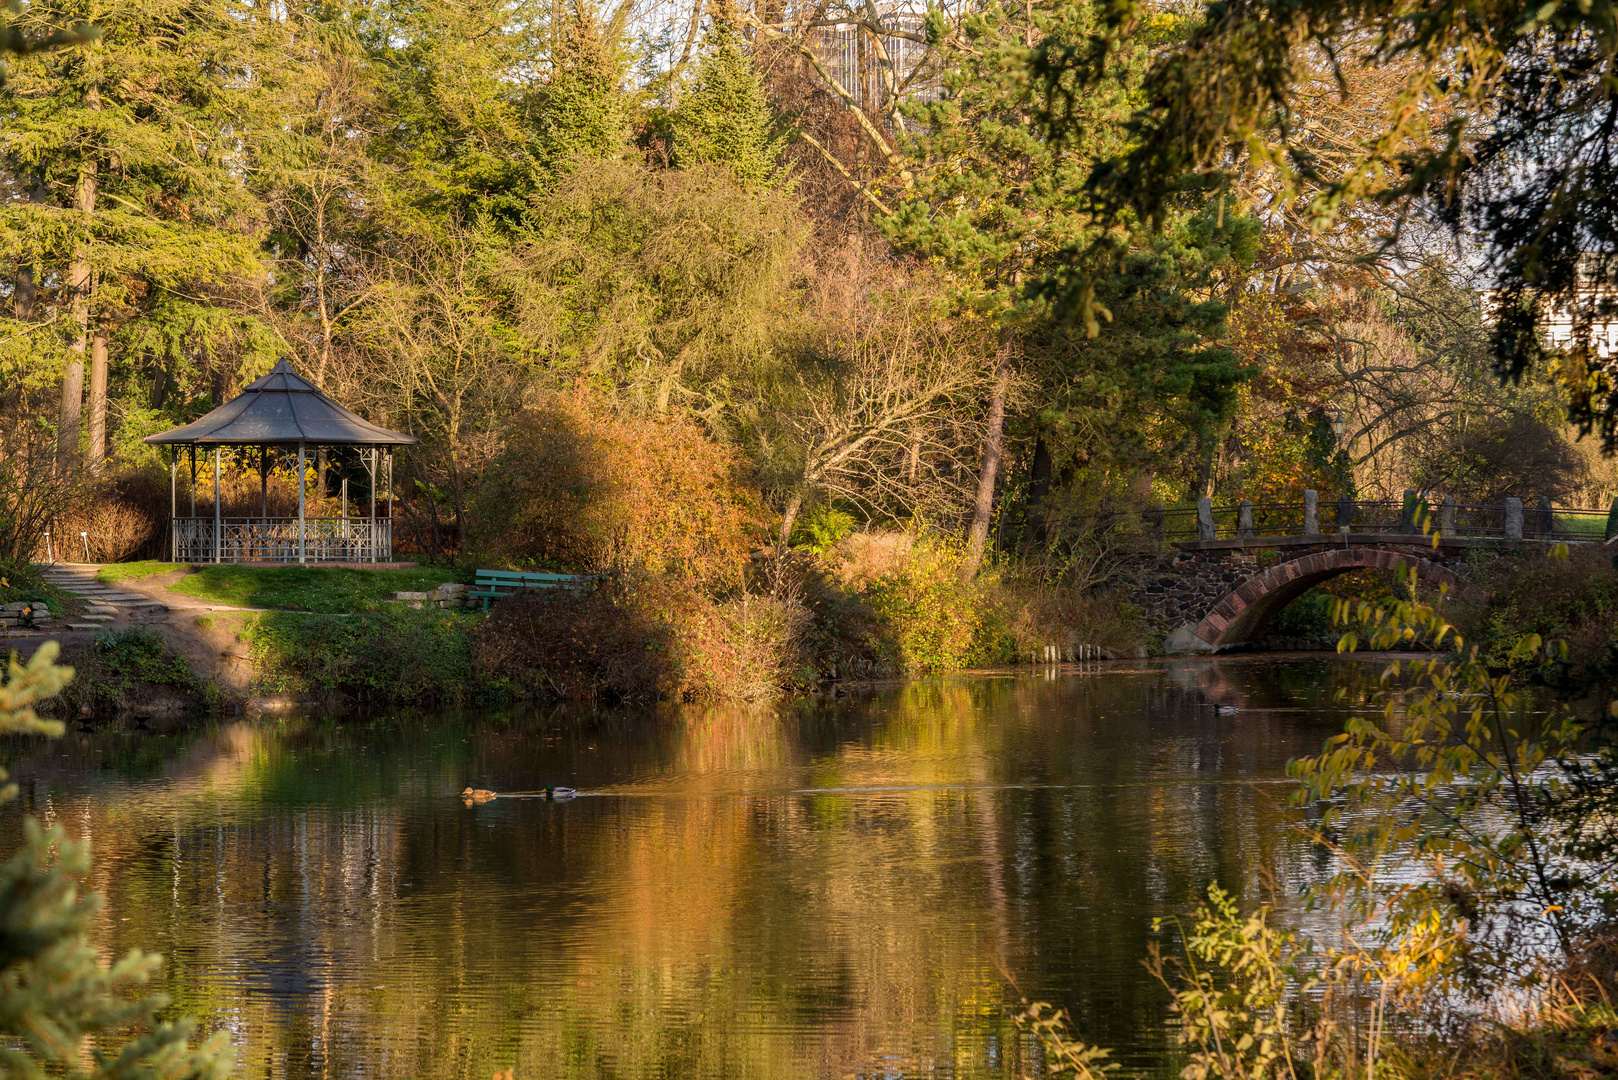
top-left (369, 448), bottom-right (377, 563)
top-left (169, 449), bottom-right (177, 562)
top-left (259, 446), bottom-right (269, 519)
top-left (297, 442), bottom-right (307, 565)
top-left (386, 450), bottom-right (393, 561)
top-left (213, 447), bottom-right (222, 564)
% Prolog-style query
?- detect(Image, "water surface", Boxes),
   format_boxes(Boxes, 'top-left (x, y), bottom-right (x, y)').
top-left (2, 656), bottom-right (1380, 1079)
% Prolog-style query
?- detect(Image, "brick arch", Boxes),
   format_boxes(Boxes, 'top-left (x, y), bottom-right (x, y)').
top-left (1189, 547), bottom-right (1480, 650)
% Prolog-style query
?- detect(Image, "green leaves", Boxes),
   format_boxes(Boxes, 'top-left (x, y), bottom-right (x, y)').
top-left (1291, 571), bottom-right (1601, 990)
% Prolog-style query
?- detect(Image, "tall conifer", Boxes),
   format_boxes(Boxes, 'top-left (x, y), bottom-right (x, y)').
top-left (0, 0), bottom-right (270, 469)
top-left (532, 0), bottom-right (634, 176)
top-left (668, 8), bottom-right (786, 187)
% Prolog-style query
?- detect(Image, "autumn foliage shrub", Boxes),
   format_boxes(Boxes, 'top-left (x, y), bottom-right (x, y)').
top-left (471, 398), bottom-right (763, 588)
top-left (469, 400), bottom-right (805, 701)
top-left (48, 468), bottom-right (167, 562)
top-left (473, 575), bottom-right (808, 703)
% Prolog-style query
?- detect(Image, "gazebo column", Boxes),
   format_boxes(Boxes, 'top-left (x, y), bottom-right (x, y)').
top-left (213, 447), bottom-right (222, 565)
top-left (369, 448), bottom-right (377, 564)
top-left (259, 447), bottom-right (269, 519)
top-left (297, 442), bottom-right (307, 565)
top-left (386, 450), bottom-right (393, 562)
top-left (169, 450), bottom-right (177, 562)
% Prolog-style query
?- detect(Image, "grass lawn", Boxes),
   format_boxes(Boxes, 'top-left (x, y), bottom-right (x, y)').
top-left (167, 565), bottom-right (466, 614)
top-left (97, 561), bottom-right (183, 583)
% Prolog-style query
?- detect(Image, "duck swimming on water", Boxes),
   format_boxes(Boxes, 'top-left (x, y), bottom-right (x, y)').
top-left (460, 787), bottom-right (497, 803)
top-left (546, 785), bottom-right (576, 800)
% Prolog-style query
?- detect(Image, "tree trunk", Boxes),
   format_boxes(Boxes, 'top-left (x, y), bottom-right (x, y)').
top-left (58, 74), bottom-right (99, 471)
top-left (13, 184), bottom-right (45, 319)
top-left (776, 488), bottom-right (804, 552)
top-left (962, 336), bottom-right (1013, 581)
top-left (58, 208), bottom-right (94, 469)
top-left (87, 318), bottom-right (109, 471)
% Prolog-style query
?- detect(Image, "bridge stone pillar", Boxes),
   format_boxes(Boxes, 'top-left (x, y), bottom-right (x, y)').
top-left (1440, 495), bottom-right (1456, 537)
top-left (1337, 494), bottom-right (1352, 531)
top-left (1537, 496), bottom-right (1554, 538)
top-left (1237, 500), bottom-right (1255, 539)
top-left (1196, 496), bottom-right (1215, 540)
top-left (1504, 497), bottom-right (1524, 540)
top-left (1303, 490), bottom-right (1318, 535)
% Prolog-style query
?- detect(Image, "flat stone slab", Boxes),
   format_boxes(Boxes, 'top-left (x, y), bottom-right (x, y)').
top-left (75, 614), bottom-right (114, 623)
top-left (65, 622), bottom-right (108, 630)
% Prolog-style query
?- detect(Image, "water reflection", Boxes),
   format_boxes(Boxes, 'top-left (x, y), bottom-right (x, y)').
top-left (0, 657), bottom-right (1389, 1080)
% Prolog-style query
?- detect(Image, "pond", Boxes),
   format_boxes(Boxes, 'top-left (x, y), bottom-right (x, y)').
top-left (1, 656), bottom-right (1385, 1080)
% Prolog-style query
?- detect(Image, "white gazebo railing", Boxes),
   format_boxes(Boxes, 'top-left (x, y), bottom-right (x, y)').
top-left (173, 517), bottom-right (393, 564)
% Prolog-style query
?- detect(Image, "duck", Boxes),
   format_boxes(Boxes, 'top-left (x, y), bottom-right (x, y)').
top-left (1212, 703), bottom-right (1241, 717)
top-left (460, 787), bottom-right (497, 803)
top-left (546, 785), bottom-right (576, 800)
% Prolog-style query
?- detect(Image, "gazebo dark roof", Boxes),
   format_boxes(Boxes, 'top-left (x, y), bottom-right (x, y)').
top-left (143, 360), bottom-right (418, 447)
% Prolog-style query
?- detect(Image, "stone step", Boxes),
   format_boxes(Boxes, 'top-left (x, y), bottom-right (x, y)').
top-left (75, 614), bottom-right (114, 623)
top-left (65, 623), bottom-right (107, 631)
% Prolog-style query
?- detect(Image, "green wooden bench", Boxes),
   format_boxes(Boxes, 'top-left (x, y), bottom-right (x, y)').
top-left (471, 569), bottom-right (594, 612)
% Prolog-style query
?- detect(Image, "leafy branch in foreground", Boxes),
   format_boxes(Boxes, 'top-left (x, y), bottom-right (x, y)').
top-left (0, 642), bottom-right (232, 1079)
top-left (1294, 571), bottom-right (1607, 990)
top-left (1030, 0), bottom-right (1618, 449)
top-left (1024, 569), bottom-right (1617, 1079)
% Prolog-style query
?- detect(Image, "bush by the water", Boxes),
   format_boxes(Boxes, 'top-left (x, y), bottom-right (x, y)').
top-left (1465, 543), bottom-right (1618, 693)
top-left (472, 400), bottom-right (763, 589)
top-left (46, 628), bottom-right (213, 717)
top-left (246, 609), bottom-right (476, 703)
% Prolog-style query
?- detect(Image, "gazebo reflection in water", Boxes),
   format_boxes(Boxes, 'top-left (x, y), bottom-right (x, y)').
top-left (143, 360), bottom-right (419, 564)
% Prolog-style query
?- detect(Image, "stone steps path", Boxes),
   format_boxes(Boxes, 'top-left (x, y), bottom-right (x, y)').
top-left (38, 565), bottom-right (170, 630)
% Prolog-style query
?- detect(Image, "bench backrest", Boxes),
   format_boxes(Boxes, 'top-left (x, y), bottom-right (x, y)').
top-left (474, 569), bottom-right (590, 588)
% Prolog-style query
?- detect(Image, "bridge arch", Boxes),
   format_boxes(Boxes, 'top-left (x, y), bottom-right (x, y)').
top-left (1187, 547), bottom-right (1478, 650)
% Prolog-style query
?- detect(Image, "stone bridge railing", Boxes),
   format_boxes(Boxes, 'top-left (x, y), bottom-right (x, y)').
top-left (1150, 491), bottom-right (1618, 545)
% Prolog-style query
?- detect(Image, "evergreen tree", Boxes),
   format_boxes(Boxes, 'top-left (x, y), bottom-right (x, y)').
top-left (0, 0), bottom-right (272, 470)
top-left (364, 0), bottom-right (548, 228)
top-left (884, 0), bottom-right (1253, 572)
top-left (531, 0), bottom-right (634, 177)
top-left (0, 643), bottom-right (231, 1078)
top-left (668, 10), bottom-right (786, 187)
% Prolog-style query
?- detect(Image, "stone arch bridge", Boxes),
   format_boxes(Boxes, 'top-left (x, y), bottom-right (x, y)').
top-left (1133, 493), bottom-right (1614, 653)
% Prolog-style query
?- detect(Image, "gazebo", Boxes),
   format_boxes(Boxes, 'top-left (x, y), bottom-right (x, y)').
top-left (144, 360), bottom-right (419, 564)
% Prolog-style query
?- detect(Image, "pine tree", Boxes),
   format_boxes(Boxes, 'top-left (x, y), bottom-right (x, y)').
top-left (0, 0), bottom-right (271, 470)
top-left (0, 643), bottom-right (231, 1078)
top-left (365, 0), bottom-right (548, 227)
top-left (531, 0), bottom-right (635, 177)
top-left (668, 10), bottom-right (786, 187)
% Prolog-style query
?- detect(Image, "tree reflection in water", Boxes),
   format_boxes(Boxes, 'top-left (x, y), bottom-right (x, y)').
top-left (0, 657), bottom-right (1384, 1080)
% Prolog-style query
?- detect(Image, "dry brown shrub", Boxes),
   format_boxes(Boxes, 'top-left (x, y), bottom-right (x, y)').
top-left (472, 574), bottom-right (808, 703)
top-left (471, 397), bottom-right (765, 588)
top-left (47, 469), bottom-right (171, 562)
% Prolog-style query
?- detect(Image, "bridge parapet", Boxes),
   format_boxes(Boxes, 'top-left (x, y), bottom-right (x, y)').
top-left (1147, 491), bottom-right (1616, 545)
